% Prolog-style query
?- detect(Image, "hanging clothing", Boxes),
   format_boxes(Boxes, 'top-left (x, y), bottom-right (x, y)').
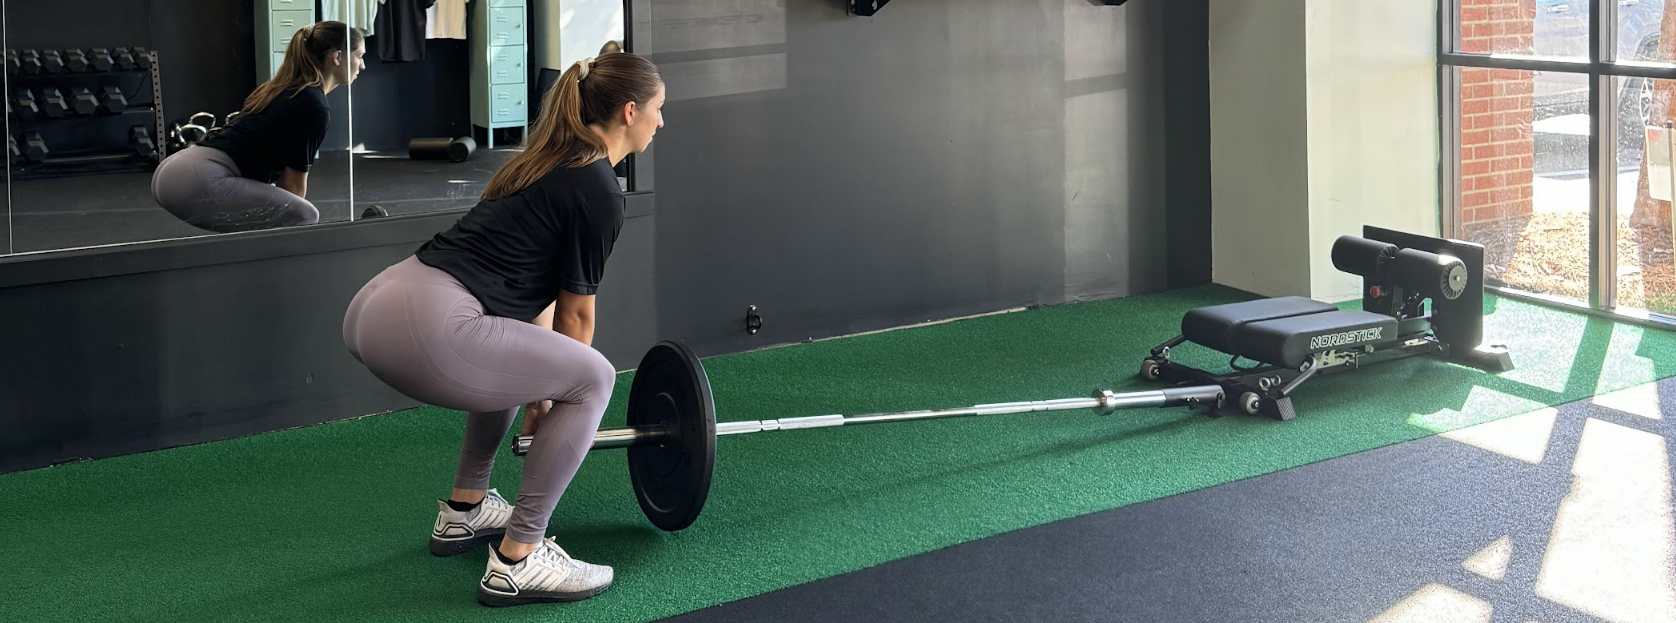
top-left (427, 0), bottom-right (471, 40)
top-left (320, 0), bottom-right (381, 37)
top-left (375, 0), bottom-right (438, 62)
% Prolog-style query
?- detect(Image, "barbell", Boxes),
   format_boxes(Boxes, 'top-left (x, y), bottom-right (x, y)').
top-left (509, 341), bottom-right (1225, 531)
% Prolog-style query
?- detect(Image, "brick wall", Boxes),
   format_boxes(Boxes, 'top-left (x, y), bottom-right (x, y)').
top-left (1459, 0), bottom-right (1536, 226)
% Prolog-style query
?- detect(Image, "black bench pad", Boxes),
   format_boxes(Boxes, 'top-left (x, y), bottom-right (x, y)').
top-left (1181, 297), bottom-right (1337, 355)
top-left (1236, 310), bottom-right (1397, 369)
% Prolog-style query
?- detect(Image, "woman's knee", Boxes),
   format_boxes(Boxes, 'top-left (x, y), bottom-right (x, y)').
top-left (576, 349), bottom-right (619, 403)
top-left (276, 195), bottom-right (320, 227)
top-left (293, 203), bottom-right (321, 226)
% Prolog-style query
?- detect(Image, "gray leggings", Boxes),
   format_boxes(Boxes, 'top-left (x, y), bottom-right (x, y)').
top-left (151, 145), bottom-right (320, 233)
top-left (342, 256), bottom-right (616, 544)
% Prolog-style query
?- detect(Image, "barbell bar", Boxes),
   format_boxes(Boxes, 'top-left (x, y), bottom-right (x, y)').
top-left (516, 387), bottom-right (1223, 455)
top-left (508, 341), bottom-right (1225, 531)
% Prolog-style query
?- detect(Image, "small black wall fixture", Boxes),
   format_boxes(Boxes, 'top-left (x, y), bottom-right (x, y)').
top-left (850, 0), bottom-right (890, 16)
top-left (850, 0), bottom-right (1124, 18)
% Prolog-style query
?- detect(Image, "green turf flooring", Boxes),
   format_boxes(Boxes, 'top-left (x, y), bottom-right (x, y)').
top-left (3, 284), bottom-right (1675, 622)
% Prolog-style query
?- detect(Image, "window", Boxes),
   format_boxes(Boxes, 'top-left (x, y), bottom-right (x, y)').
top-left (1443, 0), bottom-right (1676, 322)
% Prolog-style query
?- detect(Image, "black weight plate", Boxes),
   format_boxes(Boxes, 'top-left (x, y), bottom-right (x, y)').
top-left (626, 341), bottom-right (716, 532)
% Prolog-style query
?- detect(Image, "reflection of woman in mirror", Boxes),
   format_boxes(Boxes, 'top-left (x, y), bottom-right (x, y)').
top-left (343, 53), bottom-right (666, 608)
top-left (150, 22), bottom-right (366, 233)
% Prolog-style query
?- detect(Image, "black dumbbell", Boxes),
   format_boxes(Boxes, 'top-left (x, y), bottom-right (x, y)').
top-left (19, 49), bottom-right (43, 75)
top-left (113, 47), bottom-right (137, 71)
top-left (69, 87), bottom-right (99, 116)
top-left (132, 47), bottom-right (152, 70)
top-left (13, 91), bottom-right (39, 122)
top-left (64, 48), bottom-right (89, 73)
top-left (42, 49), bottom-right (66, 73)
top-left (39, 88), bottom-right (70, 118)
top-left (6, 50), bottom-right (19, 76)
top-left (129, 126), bottom-right (157, 159)
top-left (90, 48), bottom-right (113, 72)
top-left (98, 86), bottom-right (128, 114)
top-left (22, 131), bottom-right (49, 162)
top-left (8, 134), bottom-right (22, 165)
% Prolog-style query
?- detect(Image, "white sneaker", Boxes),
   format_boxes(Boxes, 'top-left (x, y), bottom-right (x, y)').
top-left (476, 537), bottom-right (614, 607)
top-left (429, 489), bottom-right (513, 557)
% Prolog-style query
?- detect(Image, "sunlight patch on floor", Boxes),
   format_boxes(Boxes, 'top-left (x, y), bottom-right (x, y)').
top-left (1366, 584), bottom-right (1493, 623)
top-left (1463, 535), bottom-right (1513, 582)
top-left (1410, 386), bottom-right (1550, 434)
top-left (1592, 382), bottom-right (1663, 421)
top-left (1440, 408), bottom-right (1558, 465)
top-left (1534, 419), bottom-right (1676, 623)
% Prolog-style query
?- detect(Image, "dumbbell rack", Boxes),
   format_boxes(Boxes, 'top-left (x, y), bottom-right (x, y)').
top-left (6, 47), bottom-right (165, 180)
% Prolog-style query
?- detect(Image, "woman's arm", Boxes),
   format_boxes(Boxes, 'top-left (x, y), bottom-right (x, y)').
top-left (278, 167), bottom-right (309, 198)
top-left (520, 296), bottom-right (593, 436)
top-left (528, 299), bottom-right (594, 345)
top-left (553, 290), bottom-right (597, 347)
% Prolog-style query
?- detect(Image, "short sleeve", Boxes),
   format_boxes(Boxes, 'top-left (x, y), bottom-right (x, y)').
top-left (286, 93), bottom-right (330, 173)
top-left (558, 192), bottom-right (627, 296)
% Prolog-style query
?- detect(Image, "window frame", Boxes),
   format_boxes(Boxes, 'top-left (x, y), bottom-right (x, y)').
top-left (1440, 0), bottom-right (1676, 327)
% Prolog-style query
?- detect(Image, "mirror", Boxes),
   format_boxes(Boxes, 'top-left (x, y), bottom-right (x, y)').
top-left (3, 1), bottom-right (356, 254)
top-left (338, 0), bottom-right (489, 218)
top-left (546, 0), bottom-right (631, 190)
top-left (3, 0), bottom-right (11, 255)
top-left (345, 0), bottom-right (631, 221)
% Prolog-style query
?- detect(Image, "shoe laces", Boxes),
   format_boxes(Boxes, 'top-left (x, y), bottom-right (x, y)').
top-left (534, 538), bottom-right (574, 567)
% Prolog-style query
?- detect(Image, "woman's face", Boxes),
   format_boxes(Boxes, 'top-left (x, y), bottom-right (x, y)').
top-left (344, 43), bottom-right (366, 84)
top-left (628, 84), bottom-right (666, 153)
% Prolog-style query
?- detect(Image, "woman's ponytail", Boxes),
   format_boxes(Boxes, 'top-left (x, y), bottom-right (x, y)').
top-left (242, 21), bottom-right (361, 114)
top-left (482, 53), bottom-right (662, 201)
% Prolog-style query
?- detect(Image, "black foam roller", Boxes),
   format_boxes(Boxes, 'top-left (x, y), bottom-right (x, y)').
top-left (407, 136), bottom-right (477, 163)
top-left (1388, 248), bottom-right (1468, 301)
top-left (1331, 235), bottom-right (1401, 280)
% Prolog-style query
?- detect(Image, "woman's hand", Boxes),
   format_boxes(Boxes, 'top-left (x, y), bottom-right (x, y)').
top-left (521, 400), bottom-right (553, 436)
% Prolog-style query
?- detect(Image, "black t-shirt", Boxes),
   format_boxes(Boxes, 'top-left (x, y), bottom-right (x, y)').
top-left (376, 0), bottom-right (438, 62)
top-left (415, 158), bottom-right (626, 322)
top-left (198, 86), bottom-right (330, 184)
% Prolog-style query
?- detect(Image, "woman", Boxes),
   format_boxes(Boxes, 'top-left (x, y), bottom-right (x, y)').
top-left (341, 53), bottom-right (665, 607)
top-left (151, 22), bottom-right (365, 233)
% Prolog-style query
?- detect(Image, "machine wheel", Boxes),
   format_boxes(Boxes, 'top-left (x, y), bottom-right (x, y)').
top-left (1139, 359), bottom-right (1162, 381)
top-left (1239, 392), bottom-right (1262, 415)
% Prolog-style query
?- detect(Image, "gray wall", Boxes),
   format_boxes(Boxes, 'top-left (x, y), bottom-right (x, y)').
top-left (0, 0), bottom-right (1210, 473)
top-left (1206, 0), bottom-right (1439, 301)
top-left (636, 0), bottom-right (1207, 354)
top-left (0, 205), bottom-right (659, 474)
top-left (1208, 0), bottom-right (1311, 298)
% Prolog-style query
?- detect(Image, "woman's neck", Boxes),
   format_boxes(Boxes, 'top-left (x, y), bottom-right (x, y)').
top-left (589, 124), bottom-right (630, 166)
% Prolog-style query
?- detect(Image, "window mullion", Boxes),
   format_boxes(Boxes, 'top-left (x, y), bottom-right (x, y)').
top-left (1592, 0), bottom-right (1619, 310)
